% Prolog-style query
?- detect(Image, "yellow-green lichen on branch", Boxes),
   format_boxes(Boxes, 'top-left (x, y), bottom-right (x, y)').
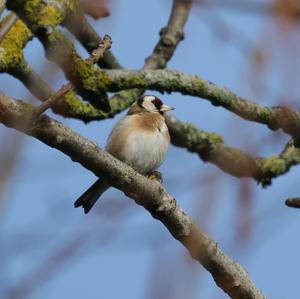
top-left (193, 75), bottom-right (206, 93)
top-left (261, 156), bottom-right (286, 175)
top-left (67, 45), bottom-right (113, 93)
top-left (257, 108), bottom-right (272, 124)
top-left (0, 15), bottom-right (32, 71)
top-left (63, 92), bottom-right (108, 119)
top-left (64, 90), bottom-right (138, 121)
top-left (125, 75), bottom-right (146, 89)
top-left (184, 122), bottom-right (224, 145)
top-left (257, 155), bottom-right (287, 186)
top-left (23, 0), bottom-right (79, 27)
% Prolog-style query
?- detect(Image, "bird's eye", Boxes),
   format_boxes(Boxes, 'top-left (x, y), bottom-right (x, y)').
top-left (152, 98), bottom-right (163, 108)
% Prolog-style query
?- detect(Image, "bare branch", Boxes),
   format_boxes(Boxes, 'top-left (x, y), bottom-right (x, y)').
top-left (0, 13), bottom-right (18, 43)
top-left (33, 83), bottom-right (73, 117)
top-left (86, 34), bottom-right (112, 64)
top-left (0, 92), bottom-right (266, 299)
top-left (285, 198), bottom-right (300, 208)
top-left (0, 14), bottom-right (18, 43)
top-left (145, 0), bottom-right (193, 69)
top-left (0, 0), bottom-right (5, 17)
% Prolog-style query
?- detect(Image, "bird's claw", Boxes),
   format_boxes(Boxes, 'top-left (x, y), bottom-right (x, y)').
top-left (147, 171), bottom-right (163, 183)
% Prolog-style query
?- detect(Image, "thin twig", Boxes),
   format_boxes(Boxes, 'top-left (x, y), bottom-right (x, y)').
top-left (33, 83), bottom-right (73, 117)
top-left (0, 0), bottom-right (5, 17)
top-left (0, 13), bottom-right (18, 43)
top-left (285, 198), bottom-right (300, 208)
top-left (86, 34), bottom-right (112, 64)
top-left (64, 10), bottom-right (121, 69)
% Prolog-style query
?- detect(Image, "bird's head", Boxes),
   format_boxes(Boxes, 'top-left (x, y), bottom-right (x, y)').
top-left (137, 95), bottom-right (174, 115)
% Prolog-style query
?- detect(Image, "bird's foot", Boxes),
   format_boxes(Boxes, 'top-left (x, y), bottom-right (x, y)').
top-left (147, 171), bottom-right (163, 183)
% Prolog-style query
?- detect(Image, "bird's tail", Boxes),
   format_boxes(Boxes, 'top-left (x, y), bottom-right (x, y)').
top-left (74, 178), bottom-right (110, 213)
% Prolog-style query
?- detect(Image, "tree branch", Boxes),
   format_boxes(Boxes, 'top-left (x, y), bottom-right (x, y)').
top-left (0, 13), bottom-right (18, 43)
top-left (103, 69), bottom-right (300, 146)
top-left (0, 92), bottom-right (266, 299)
top-left (144, 0), bottom-right (193, 69)
top-left (0, 0), bottom-right (5, 17)
top-left (285, 198), bottom-right (300, 208)
top-left (167, 115), bottom-right (300, 187)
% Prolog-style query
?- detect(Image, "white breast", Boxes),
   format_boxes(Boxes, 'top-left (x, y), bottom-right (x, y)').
top-left (122, 124), bottom-right (169, 174)
top-left (106, 116), bottom-right (169, 174)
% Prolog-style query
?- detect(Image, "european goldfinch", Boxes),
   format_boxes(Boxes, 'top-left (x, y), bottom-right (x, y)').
top-left (74, 95), bottom-right (174, 213)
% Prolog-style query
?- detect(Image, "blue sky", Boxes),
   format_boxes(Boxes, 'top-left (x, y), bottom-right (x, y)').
top-left (1, 0), bottom-right (300, 298)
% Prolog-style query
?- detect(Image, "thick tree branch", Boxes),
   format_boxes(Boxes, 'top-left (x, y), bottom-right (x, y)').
top-left (0, 92), bottom-right (266, 299)
top-left (103, 69), bottom-right (300, 146)
top-left (167, 116), bottom-right (300, 187)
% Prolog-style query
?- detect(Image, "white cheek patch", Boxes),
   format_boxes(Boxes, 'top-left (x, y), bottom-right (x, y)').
top-left (143, 95), bottom-right (156, 103)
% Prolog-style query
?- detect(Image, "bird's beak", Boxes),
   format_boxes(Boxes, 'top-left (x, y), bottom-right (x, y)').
top-left (160, 104), bottom-right (175, 113)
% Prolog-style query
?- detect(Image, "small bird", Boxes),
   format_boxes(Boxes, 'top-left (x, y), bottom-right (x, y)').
top-left (74, 95), bottom-right (174, 213)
